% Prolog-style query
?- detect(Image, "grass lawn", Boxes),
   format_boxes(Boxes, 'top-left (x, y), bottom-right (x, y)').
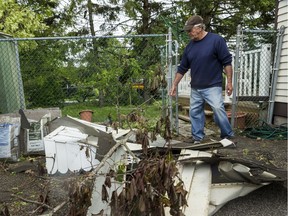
top-left (61, 100), bottom-right (165, 126)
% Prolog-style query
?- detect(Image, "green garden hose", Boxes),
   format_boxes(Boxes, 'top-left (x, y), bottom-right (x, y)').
top-left (241, 120), bottom-right (287, 140)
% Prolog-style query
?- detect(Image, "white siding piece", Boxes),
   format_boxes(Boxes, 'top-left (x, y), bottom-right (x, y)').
top-left (280, 46), bottom-right (288, 56)
top-left (44, 139), bottom-right (58, 175)
top-left (275, 95), bottom-right (288, 102)
top-left (178, 150), bottom-right (198, 213)
top-left (66, 115), bottom-right (113, 134)
top-left (66, 142), bottom-right (82, 172)
top-left (281, 41), bottom-right (288, 53)
top-left (185, 161), bottom-right (211, 216)
top-left (277, 83), bottom-right (288, 89)
top-left (277, 74), bottom-right (288, 81)
top-left (44, 126), bottom-right (99, 174)
top-left (85, 136), bottom-right (99, 147)
top-left (277, 2), bottom-right (288, 23)
top-left (79, 144), bottom-right (97, 171)
top-left (112, 128), bottom-right (131, 140)
top-left (278, 13), bottom-right (288, 24)
top-left (177, 150), bottom-right (212, 216)
top-left (56, 141), bottom-right (69, 174)
top-left (164, 149), bottom-right (198, 215)
top-left (87, 145), bottom-right (126, 215)
top-left (208, 183), bottom-right (266, 215)
top-left (279, 62), bottom-right (288, 70)
top-left (276, 89), bottom-right (288, 96)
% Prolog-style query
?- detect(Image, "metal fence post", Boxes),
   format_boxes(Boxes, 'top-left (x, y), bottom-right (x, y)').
top-left (267, 25), bottom-right (286, 124)
top-left (174, 40), bottom-right (179, 135)
top-left (167, 28), bottom-right (173, 130)
top-left (231, 25), bottom-right (242, 128)
top-left (160, 46), bottom-right (167, 119)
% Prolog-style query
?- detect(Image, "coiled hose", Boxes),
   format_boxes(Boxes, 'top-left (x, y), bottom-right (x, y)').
top-left (241, 120), bottom-right (287, 140)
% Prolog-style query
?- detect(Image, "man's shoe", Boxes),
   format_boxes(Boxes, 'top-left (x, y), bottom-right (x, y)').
top-left (221, 136), bottom-right (237, 146)
top-left (183, 137), bottom-right (202, 144)
top-left (183, 137), bottom-right (193, 143)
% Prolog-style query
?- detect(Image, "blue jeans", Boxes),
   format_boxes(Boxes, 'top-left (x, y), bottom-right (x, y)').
top-left (189, 86), bottom-right (234, 140)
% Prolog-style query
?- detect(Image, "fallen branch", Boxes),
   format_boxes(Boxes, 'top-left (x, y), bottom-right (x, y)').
top-left (11, 194), bottom-right (53, 210)
top-left (39, 201), bottom-right (68, 216)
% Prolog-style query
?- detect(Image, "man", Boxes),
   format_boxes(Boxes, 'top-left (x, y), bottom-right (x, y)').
top-left (169, 15), bottom-right (234, 144)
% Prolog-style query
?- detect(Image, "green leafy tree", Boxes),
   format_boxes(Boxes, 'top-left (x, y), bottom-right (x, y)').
top-left (0, 0), bottom-right (48, 38)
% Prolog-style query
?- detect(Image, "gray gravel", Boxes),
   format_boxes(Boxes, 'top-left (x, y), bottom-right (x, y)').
top-left (213, 182), bottom-right (287, 216)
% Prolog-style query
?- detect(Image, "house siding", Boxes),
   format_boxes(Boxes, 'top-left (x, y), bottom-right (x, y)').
top-left (274, 0), bottom-right (288, 122)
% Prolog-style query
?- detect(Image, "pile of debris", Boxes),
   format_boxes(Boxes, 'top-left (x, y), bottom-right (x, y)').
top-left (0, 108), bottom-right (286, 216)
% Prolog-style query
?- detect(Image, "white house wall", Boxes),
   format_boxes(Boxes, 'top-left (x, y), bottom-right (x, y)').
top-left (276, 0), bottom-right (288, 103)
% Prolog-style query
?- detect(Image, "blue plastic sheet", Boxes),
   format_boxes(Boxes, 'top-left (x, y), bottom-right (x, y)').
top-left (0, 123), bottom-right (11, 157)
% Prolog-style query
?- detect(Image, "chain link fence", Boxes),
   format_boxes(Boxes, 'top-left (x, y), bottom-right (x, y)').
top-left (0, 26), bottom-right (282, 134)
top-left (231, 26), bottom-right (279, 129)
top-left (0, 33), bottom-right (171, 126)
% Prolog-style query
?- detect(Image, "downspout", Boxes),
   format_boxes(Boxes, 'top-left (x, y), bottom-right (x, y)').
top-left (231, 25), bottom-right (242, 128)
top-left (267, 25), bottom-right (286, 124)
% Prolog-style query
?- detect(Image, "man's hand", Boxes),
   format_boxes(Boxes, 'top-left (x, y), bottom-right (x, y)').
top-left (169, 73), bottom-right (184, 96)
top-left (226, 82), bottom-right (233, 96)
top-left (169, 85), bottom-right (177, 96)
top-left (224, 65), bottom-right (233, 96)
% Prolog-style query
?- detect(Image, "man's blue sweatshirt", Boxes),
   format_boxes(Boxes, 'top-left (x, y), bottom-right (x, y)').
top-left (177, 32), bottom-right (232, 89)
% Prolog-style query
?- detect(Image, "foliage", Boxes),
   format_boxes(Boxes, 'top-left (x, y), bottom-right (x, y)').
top-left (67, 178), bottom-right (93, 215)
top-left (100, 111), bottom-right (185, 215)
top-left (24, 75), bottom-right (65, 108)
top-left (0, 0), bottom-right (48, 38)
top-left (104, 150), bottom-right (187, 216)
top-left (20, 39), bottom-right (69, 108)
top-left (1, 0), bottom-right (277, 110)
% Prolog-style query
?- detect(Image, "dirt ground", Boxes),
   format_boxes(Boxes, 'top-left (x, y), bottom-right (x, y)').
top-left (0, 121), bottom-right (287, 216)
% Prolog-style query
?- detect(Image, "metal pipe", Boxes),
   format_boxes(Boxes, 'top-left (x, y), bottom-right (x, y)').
top-left (174, 40), bottom-right (179, 135)
top-left (267, 25), bottom-right (286, 124)
top-left (231, 25), bottom-right (242, 128)
top-left (167, 28), bottom-right (173, 131)
top-left (160, 46), bottom-right (166, 119)
top-left (243, 29), bottom-right (277, 33)
top-left (0, 34), bottom-right (168, 42)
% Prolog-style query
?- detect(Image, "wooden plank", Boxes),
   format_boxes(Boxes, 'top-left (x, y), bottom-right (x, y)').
top-left (179, 114), bottom-right (190, 122)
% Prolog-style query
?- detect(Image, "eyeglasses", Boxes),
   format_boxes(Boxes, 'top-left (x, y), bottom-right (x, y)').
top-left (186, 23), bottom-right (202, 33)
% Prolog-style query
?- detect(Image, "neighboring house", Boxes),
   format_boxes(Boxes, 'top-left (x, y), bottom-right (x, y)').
top-left (273, 0), bottom-right (288, 125)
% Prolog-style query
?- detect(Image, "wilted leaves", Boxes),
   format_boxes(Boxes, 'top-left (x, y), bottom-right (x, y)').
top-left (102, 150), bottom-right (187, 215)
top-left (67, 179), bottom-right (93, 215)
